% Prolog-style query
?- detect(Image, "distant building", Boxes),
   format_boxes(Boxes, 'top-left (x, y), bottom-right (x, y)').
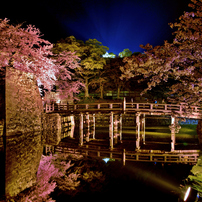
top-left (102, 51), bottom-right (116, 58)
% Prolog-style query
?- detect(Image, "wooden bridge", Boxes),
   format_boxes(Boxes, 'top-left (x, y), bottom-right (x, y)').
top-left (45, 100), bottom-right (202, 119)
top-left (45, 100), bottom-right (201, 163)
top-left (45, 144), bottom-right (200, 165)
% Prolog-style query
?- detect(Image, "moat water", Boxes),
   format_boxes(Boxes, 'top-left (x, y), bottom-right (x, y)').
top-left (54, 118), bottom-right (200, 202)
top-left (52, 158), bottom-right (193, 202)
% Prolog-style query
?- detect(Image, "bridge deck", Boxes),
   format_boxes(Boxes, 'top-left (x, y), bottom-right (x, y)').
top-left (46, 102), bottom-right (202, 118)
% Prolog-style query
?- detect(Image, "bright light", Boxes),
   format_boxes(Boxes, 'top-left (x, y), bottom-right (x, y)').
top-left (56, 99), bottom-right (60, 103)
top-left (184, 187), bottom-right (191, 201)
top-left (103, 158), bottom-right (110, 163)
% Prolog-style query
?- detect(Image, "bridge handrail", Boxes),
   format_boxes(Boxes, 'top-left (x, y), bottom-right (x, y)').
top-left (45, 102), bottom-right (202, 117)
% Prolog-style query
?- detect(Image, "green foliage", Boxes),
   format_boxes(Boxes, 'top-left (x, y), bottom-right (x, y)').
top-left (82, 171), bottom-right (104, 182)
top-left (188, 155), bottom-right (202, 197)
top-left (118, 48), bottom-right (132, 58)
top-left (53, 36), bottom-right (109, 97)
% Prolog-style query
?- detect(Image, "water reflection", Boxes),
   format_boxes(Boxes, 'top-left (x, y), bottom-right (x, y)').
top-left (62, 159), bottom-right (193, 202)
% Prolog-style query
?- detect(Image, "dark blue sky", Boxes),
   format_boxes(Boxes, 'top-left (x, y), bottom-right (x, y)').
top-left (1, 0), bottom-right (191, 54)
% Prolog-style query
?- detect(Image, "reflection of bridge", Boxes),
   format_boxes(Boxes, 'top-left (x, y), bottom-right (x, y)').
top-left (53, 145), bottom-right (199, 165)
top-left (45, 101), bottom-right (201, 163)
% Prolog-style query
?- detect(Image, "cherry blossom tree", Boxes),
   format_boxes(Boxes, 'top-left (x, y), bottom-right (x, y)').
top-left (18, 154), bottom-right (81, 202)
top-left (16, 153), bottom-right (106, 202)
top-left (0, 18), bottom-right (83, 100)
top-left (121, 0), bottom-right (202, 106)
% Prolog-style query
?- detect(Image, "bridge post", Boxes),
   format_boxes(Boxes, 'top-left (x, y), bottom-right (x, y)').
top-left (119, 114), bottom-right (122, 142)
top-left (109, 112), bottom-right (114, 149)
top-left (170, 116), bottom-right (176, 151)
top-left (70, 115), bottom-right (75, 138)
top-left (92, 114), bottom-right (95, 139)
top-left (86, 113), bottom-right (90, 142)
top-left (136, 113), bottom-right (141, 150)
top-left (114, 114), bottom-right (118, 144)
top-left (79, 113), bottom-right (83, 146)
top-left (122, 149), bottom-right (126, 166)
top-left (123, 97), bottom-right (126, 111)
top-left (142, 114), bottom-right (146, 144)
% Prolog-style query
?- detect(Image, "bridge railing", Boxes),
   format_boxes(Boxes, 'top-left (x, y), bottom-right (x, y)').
top-left (45, 102), bottom-right (202, 118)
top-left (125, 103), bottom-right (182, 111)
top-left (71, 103), bottom-right (123, 110)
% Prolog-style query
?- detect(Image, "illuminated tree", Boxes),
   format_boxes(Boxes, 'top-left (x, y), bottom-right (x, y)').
top-left (121, 0), bottom-right (202, 106)
top-left (53, 36), bottom-right (109, 98)
top-left (118, 48), bottom-right (132, 58)
top-left (0, 19), bottom-right (82, 100)
top-left (52, 36), bottom-right (84, 57)
top-left (90, 68), bottom-right (110, 99)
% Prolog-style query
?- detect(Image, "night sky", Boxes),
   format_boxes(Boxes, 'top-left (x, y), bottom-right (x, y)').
top-left (1, 0), bottom-right (191, 54)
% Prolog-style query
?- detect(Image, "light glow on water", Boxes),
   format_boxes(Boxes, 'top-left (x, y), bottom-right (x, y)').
top-left (103, 158), bottom-right (110, 163)
top-left (184, 187), bottom-right (191, 201)
top-left (102, 158), bottom-right (115, 163)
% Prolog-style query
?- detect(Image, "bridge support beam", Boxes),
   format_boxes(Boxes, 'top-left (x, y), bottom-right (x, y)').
top-left (141, 114), bottom-right (146, 144)
top-left (136, 113), bottom-right (141, 150)
top-left (119, 114), bottom-right (122, 142)
top-left (92, 114), bottom-right (95, 139)
top-left (109, 112), bottom-right (114, 149)
top-left (79, 113), bottom-right (83, 146)
top-left (86, 113), bottom-right (90, 142)
top-left (114, 114), bottom-right (118, 144)
top-left (70, 115), bottom-right (75, 138)
top-left (170, 116), bottom-right (176, 151)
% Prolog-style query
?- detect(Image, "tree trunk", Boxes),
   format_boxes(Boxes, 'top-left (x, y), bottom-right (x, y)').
top-left (100, 83), bottom-right (104, 99)
top-left (117, 85), bottom-right (121, 99)
top-left (85, 79), bottom-right (89, 98)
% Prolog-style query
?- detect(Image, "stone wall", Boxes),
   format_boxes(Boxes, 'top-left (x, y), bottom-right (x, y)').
top-left (0, 67), bottom-right (71, 198)
top-left (2, 67), bottom-right (43, 197)
top-left (5, 132), bottom-right (42, 196)
top-left (42, 113), bottom-right (62, 145)
top-left (0, 72), bottom-right (5, 197)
